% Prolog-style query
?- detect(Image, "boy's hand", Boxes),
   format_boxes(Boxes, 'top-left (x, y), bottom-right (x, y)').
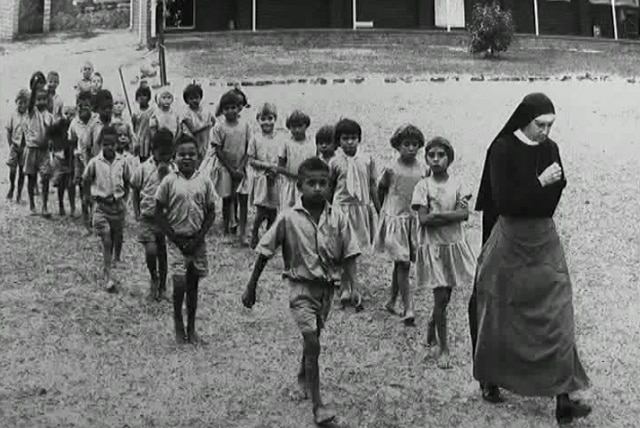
top-left (242, 286), bottom-right (256, 308)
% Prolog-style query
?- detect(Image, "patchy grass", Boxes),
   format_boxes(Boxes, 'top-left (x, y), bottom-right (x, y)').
top-left (166, 30), bottom-right (640, 80)
top-left (1, 31), bottom-right (640, 427)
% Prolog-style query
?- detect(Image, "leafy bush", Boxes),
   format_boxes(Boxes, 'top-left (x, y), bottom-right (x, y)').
top-left (467, 1), bottom-right (515, 58)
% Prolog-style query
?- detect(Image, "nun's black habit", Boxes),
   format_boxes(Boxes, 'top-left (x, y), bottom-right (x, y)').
top-left (470, 93), bottom-right (590, 397)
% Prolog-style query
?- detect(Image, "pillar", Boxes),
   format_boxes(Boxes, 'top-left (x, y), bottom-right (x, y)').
top-left (43, 0), bottom-right (51, 33)
top-left (0, 0), bottom-right (20, 40)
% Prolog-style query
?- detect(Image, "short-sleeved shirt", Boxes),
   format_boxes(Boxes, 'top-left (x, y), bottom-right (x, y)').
top-left (155, 170), bottom-right (216, 237)
top-left (132, 157), bottom-right (175, 219)
top-left (49, 93), bottom-right (64, 120)
top-left (256, 199), bottom-right (361, 283)
top-left (411, 176), bottom-right (467, 245)
top-left (329, 150), bottom-right (377, 205)
top-left (6, 110), bottom-right (29, 147)
top-left (379, 159), bottom-right (427, 217)
top-left (69, 114), bottom-right (97, 162)
top-left (150, 108), bottom-right (180, 138)
top-left (180, 106), bottom-right (214, 156)
top-left (25, 109), bottom-right (54, 149)
top-left (83, 152), bottom-right (131, 200)
top-left (211, 119), bottom-right (252, 169)
top-left (279, 136), bottom-right (317, 176)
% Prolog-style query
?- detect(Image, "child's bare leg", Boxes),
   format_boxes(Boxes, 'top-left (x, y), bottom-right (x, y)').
top-left (16, 168), bottom-right (25, 203)
top-left (7, 168), bottom-right (16, 199)
top-left (68, 180), bottom-right (76, 216)
top-left (144, 242), bottom-right (159, 300)
top-left (27, 174), bottom-right (37, 213)
top-left (297, 351), bottom-right (308, 399)
top-left (238, 194), bottom-right (249, 244)
top-left (113, 228), bottom-right (123, 263)
top-left (172, 274), bottom-right (187, 344)
top-left (185, 264), bottom-right (201, 344)
top-left (303, 331), bottom-right (336, 424)
top-left (222, 197), bottom-right (231, 235)
top-left (344, 256), bottom-right (363, 311)
top-left (385, 263), bottom-right (399, 313)
top-left (100, 231), bottom-right (114, 290)
top-left (397, 261), bottom-right (414, 325)
top-left (266, 208), bottom-right (277, 229)
top-left (57, 183), bottom-right (66, 216)
top-left (41, 177), bottom-right (50, 217)
top-left (250, 206), bottom-right (267, 249)
top-left (80, 186), bottom-right (91, 232)
top-left (157, 236), bottom-right (168, 299)
top-left (434, 287), bottom-right (452, 369)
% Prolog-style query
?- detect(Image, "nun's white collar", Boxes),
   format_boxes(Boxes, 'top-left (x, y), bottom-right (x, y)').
top-left (514, 129), bottom-right (539, 146)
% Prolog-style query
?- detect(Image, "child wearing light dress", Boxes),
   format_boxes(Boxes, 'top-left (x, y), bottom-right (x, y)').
top-left (180, 83), bottom-right (215, 161)
top-left (328, 118), bottom-right (381, 311)
top-left (411, 136), bottom-right (476, 369)
top-left (375, 124), bottom-right (428, 325)
top-left (277, 110), bottom-right (316, 210)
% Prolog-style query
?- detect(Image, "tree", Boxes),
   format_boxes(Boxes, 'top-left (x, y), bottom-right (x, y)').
top-left (467, 1), bottom-right (515, 58)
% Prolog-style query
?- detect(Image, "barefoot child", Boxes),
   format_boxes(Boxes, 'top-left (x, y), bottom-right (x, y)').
top-left (83, 126), bottom-right (132, 292)
top-left (277, 110), bottom-right (316, 210)
top-left (155, 134), bottom-right (216, 344)
top-left (132, 85), bottom-right (154, 162)
top-left (242, 157), bottom-right (359, 426)
top-left (180, 83), bottom-right (215, 161)
top-left (115, 122), bottom-right (140, 175)
top-left (411, 137), bottom-right (476, 369)
top-left (329, 118), bottom-right (380, 310)
top-left (24, 85), bottom-right (54, 216)
top-left (375, 124), bottom-right (427, 325)
top-left (5, 89), bottom-right (30, 203)
top-left (150, 87), bottom-right (180, 140)
top-left (315, 125), bottom-right (336, 165)
top-left (211, 91), bottom-right (252, 243)
top-left (132, 129), bottom-right (175, 302)
top-left (248, 102), bottom-right (282, 248)
top-left (75, 62), bottom-right (94, 94)
top-left (70, 91), bottom-right (98, 229)
top-left (112, 94), bottom-right (137, 146)
top-left (46, 71), bottom-right (64, 120)
top-left (49, 119), bottom-right (76, 216)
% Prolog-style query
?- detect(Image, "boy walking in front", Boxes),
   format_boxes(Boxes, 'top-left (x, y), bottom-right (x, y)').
top-left (242, 157), bottom-right (360, 425)
top-left (155, 134), bottom-right (216, 344)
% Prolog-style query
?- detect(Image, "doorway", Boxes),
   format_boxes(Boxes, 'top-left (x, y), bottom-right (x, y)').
top-left (165, 0), bottom-right (196, 29)
top-left (434, 0), bottom-right (465, 29)
top-left (18, 0), bottom-right (44, 34)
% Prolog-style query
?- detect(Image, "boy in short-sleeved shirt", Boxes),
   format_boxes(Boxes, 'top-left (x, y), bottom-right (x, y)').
top-left (155, 134), bottom-right (215, 345)
top-left (242, 157), bottom-right (360, 426)
top-left (5, 89), bottom-right (30, 202)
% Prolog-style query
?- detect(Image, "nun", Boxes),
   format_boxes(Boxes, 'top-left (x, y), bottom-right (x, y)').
top-left (470, 93), bottom-right (591, 425)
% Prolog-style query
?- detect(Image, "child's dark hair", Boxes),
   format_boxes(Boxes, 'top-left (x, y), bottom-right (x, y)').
top-left (47, 71), bottom-right (60, 80)
top-left (183, 83), bottom-right (203, 104)
top-left (232, 86), bottom-right (250, 108)
top-left (99, 125), bottom-right (118, 145)
top-left (297, 157), bottom-right (330, 183)
top-left (92, 72), bottom-right (103, 82)
top-left (256, 102), bottom-right (277, 120)
top-left (315, 125), bottom-right (335, 145)
top-left (286, 110), bottom-right (311, 129)
top-left (76, 90), bottom-right (93, 105)
top-left (28, 85), bottom-right (48, 114)
top-left (16, 88), bottom-right (30, 103)
top-left (216, 90), bottom-right (241, 116)
top-left (334, 118), bottom-right (362, 142)
top-left (30, 71), bottom-right (47, 91)
top-left (152, 128), bottom-right (175, 151)
top-left (425, 136), bottom-right (455, 164)
top-left (94, 89), bottom-right (113, 109)
top-left (135, 85), bottom-right (152, 101)
top-left (175, 133), bottom-right (198, 149)
top-left (46, 118), bottom-right (70, 140)
top-left (390, 124), bottom-right (425, 149)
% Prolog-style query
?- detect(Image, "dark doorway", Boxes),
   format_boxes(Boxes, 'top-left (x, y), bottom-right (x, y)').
top-left (19, 0), bottom-right (44, 34)
top-left (165, 0), bottom-right (196, 29)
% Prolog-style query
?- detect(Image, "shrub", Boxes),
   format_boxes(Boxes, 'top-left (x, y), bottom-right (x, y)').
top-left (467, 1), bottom-right (515, 58)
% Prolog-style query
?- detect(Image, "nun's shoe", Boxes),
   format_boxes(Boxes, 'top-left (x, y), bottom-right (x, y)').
top-left (481, 384), bottom-right (505, 404)
top-left (555, 399), bottom-right (591, 425)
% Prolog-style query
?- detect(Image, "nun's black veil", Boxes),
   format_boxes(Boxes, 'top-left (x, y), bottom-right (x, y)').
top-left (475, 93), bottom-right (556, 243)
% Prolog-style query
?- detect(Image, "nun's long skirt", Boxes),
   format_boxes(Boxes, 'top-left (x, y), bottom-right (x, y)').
top-left (473, 217), bottom-right (590, 397)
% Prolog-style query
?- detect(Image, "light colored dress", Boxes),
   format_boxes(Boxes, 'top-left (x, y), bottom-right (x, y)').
top-left (150, 107), bottom-right (180, 139)
top-left (278, 136), bottom-right (317, 209)
top-left (329, 149), bottom-right (378, 254)
top-left (248, 131), bottom-right (284, 209)
top-left (374, 158), bottom-right (426, 262)
top-left (132, 106), bottom-right (155, 159)
top-left (210, 118), bottom-right (252, 198)
top-left (411, 175), bottom-right (476, 288)
top-left (181, 105), bottom-right (215, 160)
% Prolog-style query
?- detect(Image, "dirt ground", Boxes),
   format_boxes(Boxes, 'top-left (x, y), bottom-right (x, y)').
top-left (1, 30), bottom-right (639, 428)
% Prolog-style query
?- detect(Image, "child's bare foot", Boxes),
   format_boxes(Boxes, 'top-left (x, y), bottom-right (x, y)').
top-left (296, 374), bottom-right (309, 400)
top-left (402, 310), bottom-right (416, 326)
top-left (437, 350), bottom-right (452, 370)
top-left (175, 331), bottom-right (187, 345)
top-left (105, 280), bottom-right (118, 294)
top-left (6, 190), bottom-right (14, 200)
top-left (339, 289), bottom-right (351, 308)
top-left (41, 208), bottom-right (51, 218)
top-left (352, 293), bottom-right (364, 312)
top-left (313, 405), bottom-right (337, 425)
top-left (29, 206), bottom-right (38, 215)
top-left (384, 300), bottom-right (397, 315)
top-left (187, 332), bottom-right (207, 345)
top-left (427, 320), bottom-right (437, 347)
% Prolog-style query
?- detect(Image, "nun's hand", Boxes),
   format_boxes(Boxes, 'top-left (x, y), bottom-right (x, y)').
top-left (538, 162), bottom-right (563, 187)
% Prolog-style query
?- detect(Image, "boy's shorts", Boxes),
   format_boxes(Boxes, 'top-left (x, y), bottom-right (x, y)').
top-left (167, 237), bottom-right (208, 278)
top-left (24, 147), bottom-right (51, 177)
top-left (92, 199), bottom-right (125, 236)
top-left (6, 144), bottom-right (25, 169)
top-left (288, 279), bottom-right (335, 334)
top-left (50, 153), bottom-right (74, 187)
top-left (138, 217), bottom-right (165, 244)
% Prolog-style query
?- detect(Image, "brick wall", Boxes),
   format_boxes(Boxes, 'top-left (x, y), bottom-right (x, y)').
top-left (0, 0), bottom-right (20, 40)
